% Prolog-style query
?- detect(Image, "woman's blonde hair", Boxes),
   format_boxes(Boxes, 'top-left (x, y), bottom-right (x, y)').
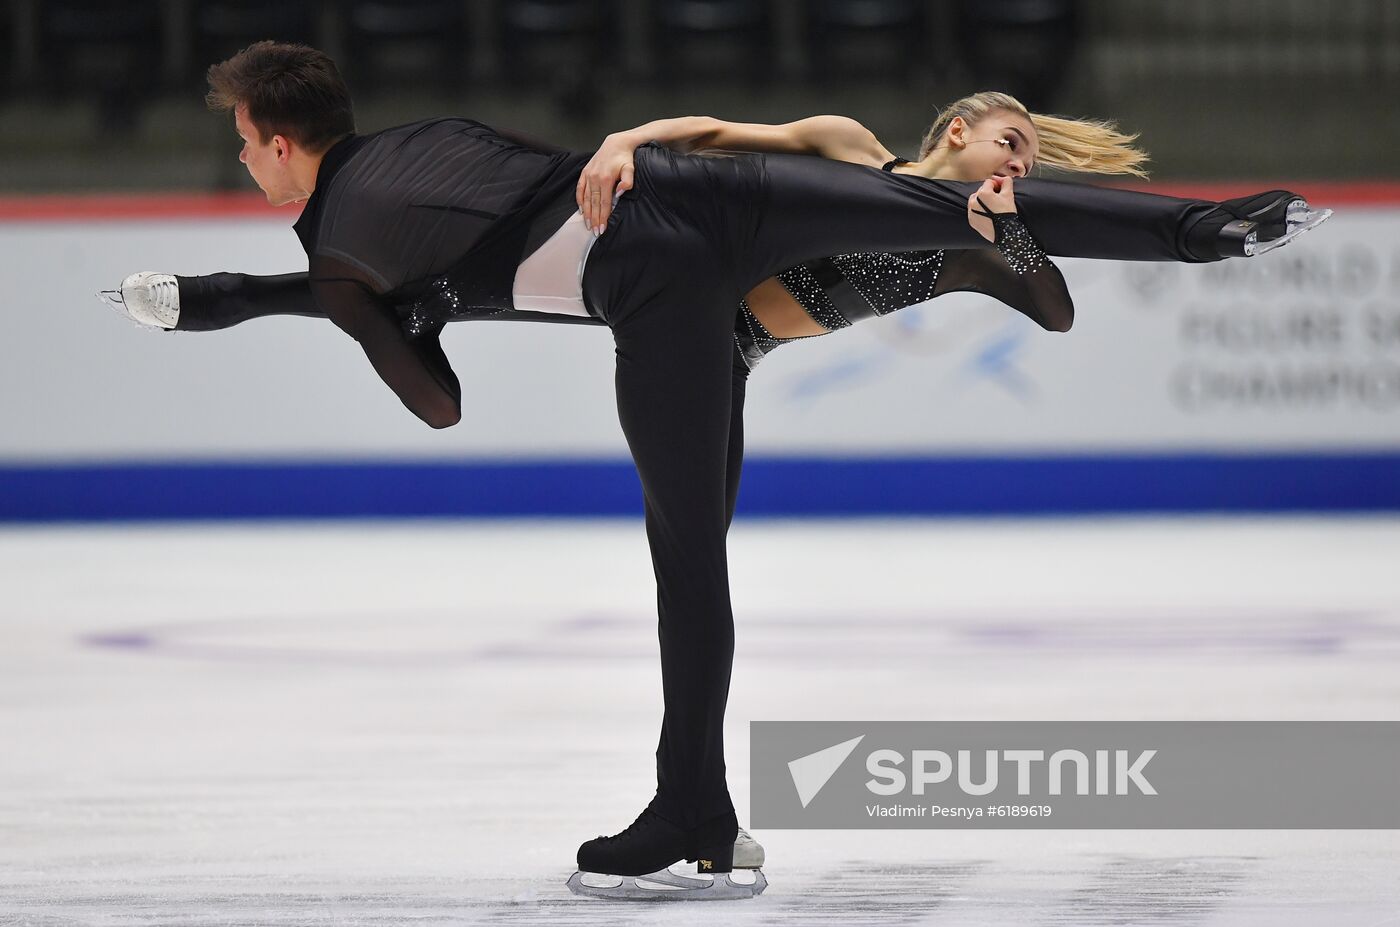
top-left (918, 91), bottom-right (1150, 179)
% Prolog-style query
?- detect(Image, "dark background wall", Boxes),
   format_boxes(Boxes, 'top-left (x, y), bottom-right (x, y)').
top-left (2, 0), bottom-right (1397, 192)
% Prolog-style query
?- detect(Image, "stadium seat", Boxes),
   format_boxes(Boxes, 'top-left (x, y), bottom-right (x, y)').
top-left (342, 1), bottom-right (471, 94)
top-left (652, 0), bottom-right (774, 86)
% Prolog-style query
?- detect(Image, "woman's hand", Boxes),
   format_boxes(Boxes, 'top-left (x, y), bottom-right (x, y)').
top-left (576, 132), bottom-right (638, 235)
top-left (967, 175), bottom-right (1016, 243)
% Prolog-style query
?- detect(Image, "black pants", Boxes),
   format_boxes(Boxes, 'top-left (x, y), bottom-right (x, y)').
top-left (178, 153), bottom-right (1219, 830)
top-left (579, 146), bottom-right (1217, 827)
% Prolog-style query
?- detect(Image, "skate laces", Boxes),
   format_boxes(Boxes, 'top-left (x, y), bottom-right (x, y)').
top-left (99, 273), bottom-right (180, 330)
top-left (597, 808), bottom-right (663, 843)
top-left (129, 274), bottom-right (180, 329)
top-left (149, 276), bottom-right (178, 312)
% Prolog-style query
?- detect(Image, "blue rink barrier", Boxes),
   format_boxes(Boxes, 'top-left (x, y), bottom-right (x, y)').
top-left (2, 452), bottom-right (1398, 521)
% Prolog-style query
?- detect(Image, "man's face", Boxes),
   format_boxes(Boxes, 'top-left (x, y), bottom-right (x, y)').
top-left (234, 104), bottom-right (300, 206)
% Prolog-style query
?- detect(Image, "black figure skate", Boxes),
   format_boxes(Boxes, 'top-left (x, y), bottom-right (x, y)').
top-left (1188, 190), bottom-right (1332, 259)
top-left (567, 806), bottom-right (767, 901)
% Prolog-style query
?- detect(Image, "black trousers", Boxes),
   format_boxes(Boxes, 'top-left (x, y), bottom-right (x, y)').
top-left (178, 152), bottom-right (1220, 829)
top-left (579, 146), bottom-right (1217, 827)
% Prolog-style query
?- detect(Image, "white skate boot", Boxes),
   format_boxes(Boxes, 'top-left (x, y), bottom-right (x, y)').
top-left (732, 827), bottom-right (765, 869)
top-left (98, 272), bottom-right (180, 330)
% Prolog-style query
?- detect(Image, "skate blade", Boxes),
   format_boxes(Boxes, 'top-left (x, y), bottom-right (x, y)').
top-left (567, 867), bottom-right (767, 901)
top-left (1252, 206), bottom-right (1332, 256)
top-left (97, 289), bottom-right (125, 312)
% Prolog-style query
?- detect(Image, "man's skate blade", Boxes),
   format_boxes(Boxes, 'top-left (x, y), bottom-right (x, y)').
top-left (97, 288), bottom-right (152, 330)
top-left (1254, 207), bottom-right (1332, 255)
top-left (567, 868), bottom-right (767, 901)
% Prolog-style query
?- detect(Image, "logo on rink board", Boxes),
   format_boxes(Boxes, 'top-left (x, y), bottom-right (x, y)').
top-left (751, 722), bottom-right (1400, 829)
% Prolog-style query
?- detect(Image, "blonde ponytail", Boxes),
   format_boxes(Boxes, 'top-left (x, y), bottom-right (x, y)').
top-left (918, 91), bottom-right (1150, 179)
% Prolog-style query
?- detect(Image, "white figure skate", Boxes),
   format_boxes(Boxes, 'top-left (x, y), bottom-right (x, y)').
top-left (98, 272), bottom-right (180, 330)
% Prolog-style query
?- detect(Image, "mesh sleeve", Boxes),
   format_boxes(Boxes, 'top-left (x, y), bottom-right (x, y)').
top-left (934, 244), bottom-right (1075, 333)
top-left (308, 254), bottom-right (462, 428)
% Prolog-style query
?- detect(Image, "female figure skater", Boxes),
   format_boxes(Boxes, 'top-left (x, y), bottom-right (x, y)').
top-left (102, 42), bottom-right (1327, 901)
top-left (574, 92), bottom-right (1321, 371)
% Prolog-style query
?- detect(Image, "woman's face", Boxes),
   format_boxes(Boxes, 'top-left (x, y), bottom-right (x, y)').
top-left (948, 110), bottom-right (1039, 182)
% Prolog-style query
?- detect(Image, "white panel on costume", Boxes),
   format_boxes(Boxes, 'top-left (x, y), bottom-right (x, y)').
top-left (511, 209), bottom-right (596, 319)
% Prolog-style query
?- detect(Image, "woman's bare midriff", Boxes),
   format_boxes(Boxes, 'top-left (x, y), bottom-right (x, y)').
top-left (743, 277), bottom-right (829, 338)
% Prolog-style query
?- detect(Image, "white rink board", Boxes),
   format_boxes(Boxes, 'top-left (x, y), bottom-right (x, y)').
top-left (1, 207), bottom-right (1395, 461)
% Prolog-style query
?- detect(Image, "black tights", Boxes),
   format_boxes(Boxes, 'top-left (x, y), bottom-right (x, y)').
top-left (176, 151), bottom-right (1221, 830)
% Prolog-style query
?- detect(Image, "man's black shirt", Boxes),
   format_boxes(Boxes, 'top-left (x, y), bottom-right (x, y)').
top-left (290, 118), bottom-right (590, 427)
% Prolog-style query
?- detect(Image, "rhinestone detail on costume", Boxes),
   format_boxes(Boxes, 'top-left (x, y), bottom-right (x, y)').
top-left (774, 264), bottom-right (851, 332)
top-left (733, 299), bottom-right (778, 369)
top-left (831, 250), bottom-right (945, 316)
top-left (734, 248), bottom-right (956, 369)
top-left (733, 299), bottom-right (829, 371)
top-left (402, 277), bottom-right (507, 338)
top-left (733, 248), bottom-right (951, 369)
top-left (987, 213), bottom-right (1050, 275)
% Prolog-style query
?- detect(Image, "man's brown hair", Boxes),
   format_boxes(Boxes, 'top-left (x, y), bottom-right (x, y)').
top-left (206, 41), bottom-right (355, 154)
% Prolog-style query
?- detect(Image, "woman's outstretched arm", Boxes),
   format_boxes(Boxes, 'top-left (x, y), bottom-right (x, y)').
top-left (576, 115), bottom-right (893, 232)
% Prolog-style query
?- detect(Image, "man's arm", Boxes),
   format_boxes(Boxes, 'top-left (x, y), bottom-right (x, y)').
top-left (309, 256), bottom-right (462, 429)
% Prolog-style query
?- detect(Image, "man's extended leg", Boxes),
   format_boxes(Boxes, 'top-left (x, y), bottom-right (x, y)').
top-left (628, 145), bottom-right (1311, 298)
top-left (743, 152), bottom-right (1300, 273)
top-left (173, 272), bottom-right (321, 331)
top-left (101, 271), bottom-right (320, 332)
top-left (108, 271), bottom-right (610, 332)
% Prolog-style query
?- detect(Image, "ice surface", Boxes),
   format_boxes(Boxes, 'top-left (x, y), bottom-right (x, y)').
top-left (2, 517), bottom-right (1398, 924)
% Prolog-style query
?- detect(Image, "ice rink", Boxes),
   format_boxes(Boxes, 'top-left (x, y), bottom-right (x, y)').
top-left (3, 516), bottom-right (1399, 925)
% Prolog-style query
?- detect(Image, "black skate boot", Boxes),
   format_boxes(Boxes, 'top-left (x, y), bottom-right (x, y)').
top-left (1184, 190), bottom-right (1332, 260)
top-left (568, 806), bottom-right (766, 901)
